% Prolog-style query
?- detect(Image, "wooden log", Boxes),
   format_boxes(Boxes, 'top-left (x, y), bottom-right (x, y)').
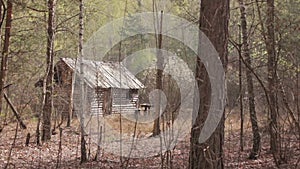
top-left (4, 93), bottom-right (27, 129)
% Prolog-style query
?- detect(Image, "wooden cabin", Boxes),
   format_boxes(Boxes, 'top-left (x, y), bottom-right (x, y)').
top-left (53, 58), bottom-right (144, 117)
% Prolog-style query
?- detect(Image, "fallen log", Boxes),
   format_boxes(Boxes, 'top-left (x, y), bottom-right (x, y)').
top-left (4, 93), bottom-right (27, 129)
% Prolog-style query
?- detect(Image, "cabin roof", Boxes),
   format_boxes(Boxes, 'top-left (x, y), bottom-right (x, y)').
top-left (61, 58), bottom-right (144, 89)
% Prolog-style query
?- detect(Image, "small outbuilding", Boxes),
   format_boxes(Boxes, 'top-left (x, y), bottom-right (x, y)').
top-left (53, 58), bottom-right (144, 117)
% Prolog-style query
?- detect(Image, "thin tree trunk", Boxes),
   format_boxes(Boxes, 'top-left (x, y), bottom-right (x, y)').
top-left (152, 10), bottom-right (163, 137)
top-left (254, 0), bottom-right (280, 164)
top-left (42, 0), bottom-right (56, 142)
top-left (265, 0), bottom-right (281, 165)
top-left (0, 0), bottom-right (12, 126)
top-left (4, 122), bottom-right (18, 169)
top-left (189, 0), bottom-right (229, 168)
top-left (0, 3), bottom-right (2, 118)
top-left (297, 61), bottom-right (300, 136)
top-left (238, 24), bottom-right (244, 152)
top-left (78, 0), bottom-right (87, 163)
top-left (66, 75), bottom-right (74, 127)
top-left (0, 0), bottom-right (3, 29)
top-left (238, 0), bottom-right (261, 159)
top-left (36, 108), bottom-right (41, 145)
top-left (0, 0), bottom-right (4, 131)
top-left (277, 74), bottom-right (300, 133)
top-left (56, 128), bottom-right (63, 169)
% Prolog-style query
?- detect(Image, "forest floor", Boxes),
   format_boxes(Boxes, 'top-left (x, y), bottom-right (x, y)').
top-left (0, 110), bottom-right (299, 168)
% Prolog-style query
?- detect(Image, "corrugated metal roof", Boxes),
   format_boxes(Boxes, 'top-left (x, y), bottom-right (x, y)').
top-left (61, 58), bottom-right (144, 89)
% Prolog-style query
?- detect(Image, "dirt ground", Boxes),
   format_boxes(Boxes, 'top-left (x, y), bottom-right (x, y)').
top-left (0, 110), bottom-right (299, 168)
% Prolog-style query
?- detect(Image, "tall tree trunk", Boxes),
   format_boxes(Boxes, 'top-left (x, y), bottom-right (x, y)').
top-left (265, 0), bottom-right (280, 164)
top-left (0, 0), bottom-right (12, 125)
top-left (79, 0), bottom-right (87, 163)
top-left (189, 0), bottom-right (229, 168)
top-left (238, 24), bottom-right (244, 152)
top-left (238, 0), bottom-right (261, 159)
top-left (255, 0), bottom-right (280, 164)
top-left (42, 0), bottom-right (56, 142)
top-left (152, 11), bottom-right (163, 137)
top-left (0, 0), bottom-right (2, 129)
top-left (0, 1), bottom-right (3, 28)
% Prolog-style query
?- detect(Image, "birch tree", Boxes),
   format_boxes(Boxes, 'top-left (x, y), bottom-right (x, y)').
top-left (78, 0), bottom-right (87, 163)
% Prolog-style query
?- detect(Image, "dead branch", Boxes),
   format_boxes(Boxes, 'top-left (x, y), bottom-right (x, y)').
top-left (277, 74), bottom-right (300, 134)
top-left (3, 92), bottom-right (26, 129)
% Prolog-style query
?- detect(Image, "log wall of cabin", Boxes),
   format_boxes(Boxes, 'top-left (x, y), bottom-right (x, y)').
top-left (111, 88), bottom-right (138, 114)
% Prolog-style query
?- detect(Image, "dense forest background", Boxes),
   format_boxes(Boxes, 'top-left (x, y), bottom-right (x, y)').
top-left (0, 0), bottom-right (299, 168)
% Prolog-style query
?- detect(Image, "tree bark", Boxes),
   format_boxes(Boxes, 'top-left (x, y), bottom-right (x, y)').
top-left (238, 0), bottom-right (261, 159)
top-left (189, 0), bottom-right (229, 168)
top-left (238, 24), bottom-right (244, 152)
top-left (0, 0), bottom-right (3, 29)
top-left (42, 0), bottom-right (56, 141)
top-left (265, 0), bottom-right (280, 164)
top-left (152, 11), bottom-right (163, 137)
top-left (79, 0), bottom-right (87, 163)
top-left (0, 0), bottom-right (12, 124)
